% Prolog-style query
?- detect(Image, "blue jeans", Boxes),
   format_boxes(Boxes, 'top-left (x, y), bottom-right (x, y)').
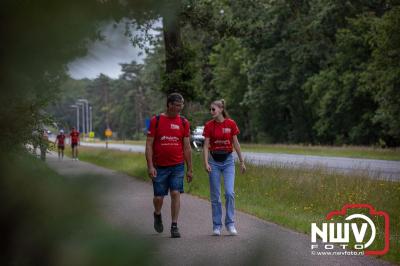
top-left (208, 153), bottom-right (235, 230)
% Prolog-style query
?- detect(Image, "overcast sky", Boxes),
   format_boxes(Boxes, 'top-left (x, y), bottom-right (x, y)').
top-left (68, 21), bottom-right (148, 80)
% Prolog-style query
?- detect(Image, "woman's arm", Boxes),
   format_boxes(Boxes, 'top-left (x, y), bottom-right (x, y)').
top-left (232, 135), bottom-right (246, 173)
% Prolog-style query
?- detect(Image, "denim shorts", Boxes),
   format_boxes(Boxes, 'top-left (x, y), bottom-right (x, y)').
top-left (153, 163), bottom-right (184, 196)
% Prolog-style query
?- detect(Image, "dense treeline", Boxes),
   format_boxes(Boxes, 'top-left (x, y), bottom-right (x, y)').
top-left (51, 0), bottom-right (400, 146)
top-left (49, 58), bottom-right (165, 140)
top-left (183, 0), bottom-right (400, 146)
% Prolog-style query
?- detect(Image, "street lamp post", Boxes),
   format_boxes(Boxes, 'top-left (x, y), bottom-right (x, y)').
top-left (76, 102), bottom-right (85, 135)
top-left (89, 105), bottom-right (93, 132)
top-left (70, 105), bottom-right (79, 131)
top-left (77, 99), bottom-right (89, 135)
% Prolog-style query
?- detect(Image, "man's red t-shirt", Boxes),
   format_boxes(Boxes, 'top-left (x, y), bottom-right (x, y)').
top-left (203, 118), bottom-right (240, 152)
top-left (56, 134), bottom-right (66, 146)
top-left (147, 114), bottom-right (190, 166)
top-left (70, 130), bottom-right (80, 144)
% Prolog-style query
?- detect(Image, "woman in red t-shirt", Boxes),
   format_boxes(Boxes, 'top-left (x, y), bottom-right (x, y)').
top-left (202, 99), bottom-right (246, 236)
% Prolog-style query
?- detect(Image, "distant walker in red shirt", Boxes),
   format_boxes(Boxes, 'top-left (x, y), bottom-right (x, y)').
top-left (55, 129), bottom-right (66, 160)
top-left (145, 92), bottom-right (193, 238)
top-left (70, 127), bottom-right (80, 161)
top-left (202, 99), bottom-right (246, 236)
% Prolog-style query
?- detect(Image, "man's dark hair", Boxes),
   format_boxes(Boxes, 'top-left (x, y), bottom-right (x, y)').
top-left (167, 92), bottom-right (184, 106)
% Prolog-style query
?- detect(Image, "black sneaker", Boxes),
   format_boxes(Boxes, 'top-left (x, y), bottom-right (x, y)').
top-left (170, 225), bottom-right (181, 238)
top-left (154, 212), bottom-right (163, 233)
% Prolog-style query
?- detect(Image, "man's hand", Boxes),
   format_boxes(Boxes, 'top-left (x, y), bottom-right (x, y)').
top-left (186, 169), bottom-right (193, 183)
top-left (148, 166), bottom-right (157, 180)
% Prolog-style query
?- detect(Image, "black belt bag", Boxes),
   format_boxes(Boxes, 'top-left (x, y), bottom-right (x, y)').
top-left (210, 150), bottom-right (232, 162)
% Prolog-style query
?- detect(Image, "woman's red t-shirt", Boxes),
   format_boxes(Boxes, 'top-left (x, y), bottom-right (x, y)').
top-left (203, 118), bottom-right (239, 152)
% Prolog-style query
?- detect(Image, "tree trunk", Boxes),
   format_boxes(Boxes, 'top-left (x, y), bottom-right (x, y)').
top-left (162, 3), bottom-right (183, 95)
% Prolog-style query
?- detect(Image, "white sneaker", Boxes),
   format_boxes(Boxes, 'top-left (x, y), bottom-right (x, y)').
top-left (227, 225), bottom-right (238, 235)
top-left (212, 228), bottom-right (221, 236)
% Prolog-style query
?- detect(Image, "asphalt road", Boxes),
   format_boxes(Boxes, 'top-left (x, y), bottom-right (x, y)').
top-left (80, 142), bottom-right (400, 181)
top-left (46, 153), bottom-right (393, 266)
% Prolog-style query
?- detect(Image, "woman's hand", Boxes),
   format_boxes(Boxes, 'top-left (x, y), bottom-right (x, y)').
top-left (240, 161), bottom-right (246, 173)
top-left (205, 163), bottom-right (211, 173)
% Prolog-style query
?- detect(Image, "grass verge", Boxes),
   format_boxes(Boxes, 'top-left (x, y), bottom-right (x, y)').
top-left (81, 140), bottom-right (400, 160)
top-left (77, 146), bottom-right (400, 264)
top-left (240, 143), bottom-right (400, 161)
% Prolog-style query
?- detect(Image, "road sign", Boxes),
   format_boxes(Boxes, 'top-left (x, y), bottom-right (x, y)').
top-left (105, 128), bottom-right (112, 137)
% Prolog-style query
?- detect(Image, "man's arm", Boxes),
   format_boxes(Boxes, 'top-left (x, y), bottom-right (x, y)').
top-left (145, 136), bottom-right (156, 179)
top-left (183, 137), bottom-right (193, 182)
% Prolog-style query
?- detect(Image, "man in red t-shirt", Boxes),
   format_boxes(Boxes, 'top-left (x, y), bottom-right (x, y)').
top-left (145, 92), bottom-right (193, 238)
top-left (55, 129), bottom-right (66, 160)
top-left (70, 127), bottom-right (80, 161)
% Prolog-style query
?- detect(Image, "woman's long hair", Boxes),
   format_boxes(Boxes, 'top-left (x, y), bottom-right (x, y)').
top-left (212, 99), bottom-right (230, 118)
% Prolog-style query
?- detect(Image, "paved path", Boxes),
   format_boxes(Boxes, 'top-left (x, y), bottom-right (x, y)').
top-left (46, 153), bottom-right (392, 266)
top-left (80, 142), bottom-right (400, 181)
